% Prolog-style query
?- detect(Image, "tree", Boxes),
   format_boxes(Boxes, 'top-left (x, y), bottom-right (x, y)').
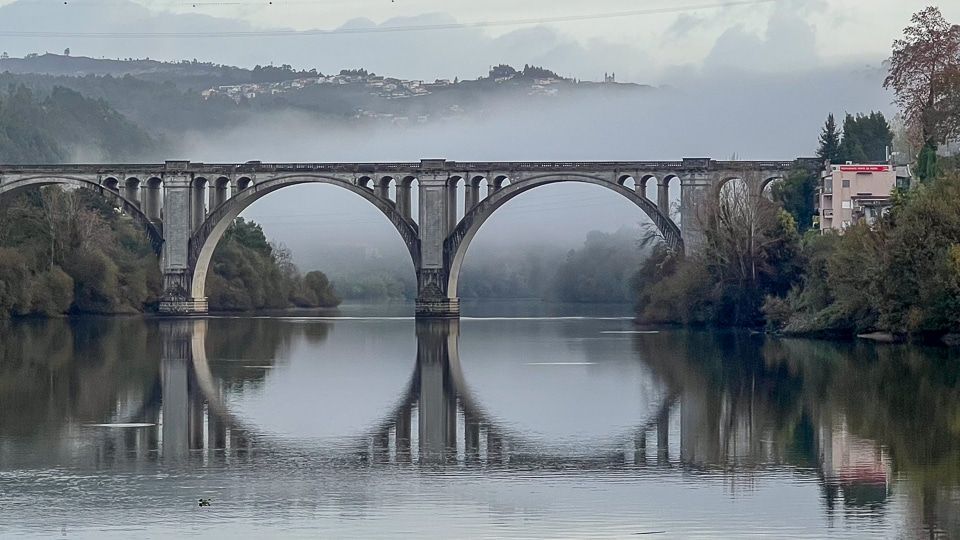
top-left (772, 167), bottom-right (819, 233)
top-left (817, 113), bottom-right (841, 163)
top-left (884, 7), bottom-right (960, 179)
top-left (837, 112), bottom-right (894, 163)
top-left (635, 181), bottom-right (803, 327)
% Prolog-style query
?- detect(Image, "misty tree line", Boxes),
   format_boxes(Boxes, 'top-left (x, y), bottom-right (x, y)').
top-left (329, 227), bottom-right (647, 304)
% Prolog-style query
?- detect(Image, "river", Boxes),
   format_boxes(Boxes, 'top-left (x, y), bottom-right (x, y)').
top-left (0, 301), bottom-right (958, 538)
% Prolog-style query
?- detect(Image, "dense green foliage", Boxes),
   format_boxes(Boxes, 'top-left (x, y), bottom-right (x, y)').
top-left (636, 156), bottom-right (959, 338)
top-left (0, 188), bottom-right (161, 317)
top-left (815, 110), bottom-right (893, 165)
top-left (206, 218), bottom-right (340, 311)
top-left (837, 112), bottom-right (894, 163)
top-left (0, 85), bottom-right (154, 162)
top-left (771, 167), bottom-right (819, 233)
top-left (634, 184), bottom-right (803, 327)
top-left (770, 170), bottom-right (960, 338)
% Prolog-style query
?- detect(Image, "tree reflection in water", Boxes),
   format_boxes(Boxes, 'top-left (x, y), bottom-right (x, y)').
top-left (0, 318), bottom-right (958, 535)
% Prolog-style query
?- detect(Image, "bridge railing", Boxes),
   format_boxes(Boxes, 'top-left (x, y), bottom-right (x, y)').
top-left (0, 158), bottom-right (819, 176)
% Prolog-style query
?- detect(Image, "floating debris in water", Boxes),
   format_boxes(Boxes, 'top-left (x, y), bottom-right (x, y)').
top-left (198, 498), bottom-right (212, 507)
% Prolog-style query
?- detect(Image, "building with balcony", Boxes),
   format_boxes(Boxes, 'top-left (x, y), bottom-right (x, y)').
top-left (818, 163), bottom-right (904, 232)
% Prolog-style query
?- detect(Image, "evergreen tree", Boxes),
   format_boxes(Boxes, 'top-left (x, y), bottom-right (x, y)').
top-left (817, 113), bottom-right (841, 163)
top-left (838, 112), bottom-right (893, 163)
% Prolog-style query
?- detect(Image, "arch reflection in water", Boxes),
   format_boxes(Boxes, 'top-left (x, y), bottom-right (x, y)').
top-left (161, 319), bottom-right (678, 467)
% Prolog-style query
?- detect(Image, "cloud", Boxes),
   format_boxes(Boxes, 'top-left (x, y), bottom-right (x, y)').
top-left (0, 0), bottom-right (650, 81)
top-left (702, 6), bottom-right (819, 73)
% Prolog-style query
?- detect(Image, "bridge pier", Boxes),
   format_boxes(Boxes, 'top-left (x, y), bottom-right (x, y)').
top-left (415, 168), bottom-right (461, 319)
top-left (159, 162), bottom-right (209, 315)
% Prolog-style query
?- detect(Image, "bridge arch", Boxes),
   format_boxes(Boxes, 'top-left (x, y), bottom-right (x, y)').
top-left (124, 177), bottom-right (141, 203)
top-left (0, 175), bottom-right (163, 254)
top-left (188, 174), bottom-right (421, 300)
top-left (445, 173), bottom-right (684, 300)
top-left (760, 175), bottom-right (787, 200)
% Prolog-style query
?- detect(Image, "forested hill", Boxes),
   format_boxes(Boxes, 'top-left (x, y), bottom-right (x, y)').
top-left (0, 85), bottom-right (155, 163)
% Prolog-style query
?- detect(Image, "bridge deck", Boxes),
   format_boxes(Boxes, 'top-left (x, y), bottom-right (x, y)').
top-left (0, 158), bottom-right (817, 175)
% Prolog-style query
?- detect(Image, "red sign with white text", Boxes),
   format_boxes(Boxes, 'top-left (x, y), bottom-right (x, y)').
top-left (839, 165), bottom-right (890, 172)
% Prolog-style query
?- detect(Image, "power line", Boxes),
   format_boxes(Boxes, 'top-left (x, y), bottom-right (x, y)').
top-left (0, 0), bottom-right (778, 38)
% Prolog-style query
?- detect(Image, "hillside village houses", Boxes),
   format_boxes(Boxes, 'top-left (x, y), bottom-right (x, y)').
top-left (202, 72), bottom-right (438, 103)
top-left (200, 64), bottom-right (592, 104)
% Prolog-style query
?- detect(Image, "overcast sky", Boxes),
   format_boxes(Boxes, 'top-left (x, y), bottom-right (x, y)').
top-left (0, 0), bottom-right (957, 83)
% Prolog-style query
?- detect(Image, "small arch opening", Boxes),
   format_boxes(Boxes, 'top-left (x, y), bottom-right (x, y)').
top-left (213, 177), bottom-right (231, 208)
top-left (103, 177), bottom-right (120, 192)
top-left (642, 175), bottom-right (658, 201)
top-left (761, 177), bottom-right (784, 201)
top-left (718, 177), bottom-right (750, 209)
top-left (124, 177), bottom-right (141, 205)
top-left (378, 176), bottom-right (396, 203)
top-left (663, 175), bottom-right (681, 223)
top-left (448, 176), bottom-right (465, 223)
top-left (237, 177), bottom-right (253, 191)
top-left (466, 175), bottom-right (486, 211)
top-left (400, 176), bottom-right (419, 222)
top-left (145, 177), bottom-right (163, 220)
top-left (618, 175), bottom-right (637, 191)
top-left (192, 177), bottom-right (209, 228)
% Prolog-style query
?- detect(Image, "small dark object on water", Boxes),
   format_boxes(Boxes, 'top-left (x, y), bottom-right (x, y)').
top-left (198, 498), bottom-right (212, 507)
top-left (634, 532), bottom-right (666, 536)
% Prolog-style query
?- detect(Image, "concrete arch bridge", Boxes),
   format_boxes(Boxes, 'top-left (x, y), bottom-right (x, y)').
top-left (0, 158), bottom-right (819, 317)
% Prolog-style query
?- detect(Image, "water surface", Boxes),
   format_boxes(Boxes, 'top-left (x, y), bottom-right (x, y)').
top-left (1, 303), bottom-right (958, 538)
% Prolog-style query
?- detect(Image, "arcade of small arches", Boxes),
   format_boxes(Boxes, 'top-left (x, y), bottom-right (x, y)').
top-left (0, 157), bottom-right (818, 318)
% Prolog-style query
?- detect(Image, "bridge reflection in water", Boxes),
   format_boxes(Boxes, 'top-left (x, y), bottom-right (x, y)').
top-left (2, 316), bottom-right (958, 536)
top-left (158, 319), bottom-right (678, 467)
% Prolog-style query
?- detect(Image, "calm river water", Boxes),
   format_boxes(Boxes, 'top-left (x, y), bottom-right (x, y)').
top-left (1, 301), bottom-right (958, 538)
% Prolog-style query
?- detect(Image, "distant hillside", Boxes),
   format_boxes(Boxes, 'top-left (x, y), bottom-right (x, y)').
top-left (0, 53), bottom-right (316, 90)
top-left (0, 54), bottom-right (655, 128)
top-left (0, 54), bottom-right (657, 161)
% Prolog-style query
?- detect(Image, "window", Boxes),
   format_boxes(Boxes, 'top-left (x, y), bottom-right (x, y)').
top-left (841, 200), bottom-right (852, 209)
top-left (842, 179), bottom-right (850, 188)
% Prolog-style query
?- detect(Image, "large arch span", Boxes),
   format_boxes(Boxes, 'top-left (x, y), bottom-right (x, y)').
top-left (0, 174), bottom-right (164, 254)
top-left (444, 173), bottom-right (683, 301)
top-left (188, 174), bottom-right (421, 300)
